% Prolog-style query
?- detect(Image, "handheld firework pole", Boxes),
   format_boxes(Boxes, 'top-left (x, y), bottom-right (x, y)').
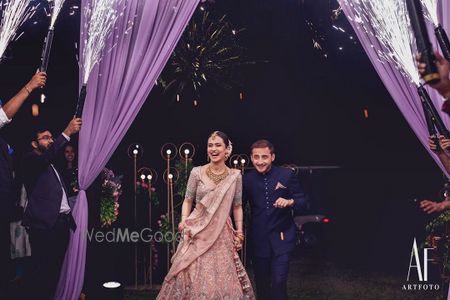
top-left (39, 0), bottom-right (66, 72)
top-left (76, 0), bottom-right (122, 118)
top-left (406, 0), bottom-right (440, 84)
top-left (421, 0), bottom-right (450, 61)
top-left (0, 0), bottom-right (37, 61)
top-left (343, 0), bottom-right (449, 145)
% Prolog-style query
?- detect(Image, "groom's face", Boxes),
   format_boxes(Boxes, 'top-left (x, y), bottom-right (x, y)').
top-left (251, 147), bottom-right (275, 174)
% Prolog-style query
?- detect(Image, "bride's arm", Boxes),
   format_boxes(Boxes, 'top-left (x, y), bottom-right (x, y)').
top-left (179, 198), bottom-right (193, 230)
top-left (233, 205), bottom-right (244, 233)
top-left (178, 167), bottom-right (198, 231)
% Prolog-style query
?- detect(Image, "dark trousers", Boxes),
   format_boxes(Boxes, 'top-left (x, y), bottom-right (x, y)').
top-left (253, 252), bottom-right (291, 300)
top-left (0, 222), bottom-right (12, 298)
top-left (25, 215), bottom-right (70, 300)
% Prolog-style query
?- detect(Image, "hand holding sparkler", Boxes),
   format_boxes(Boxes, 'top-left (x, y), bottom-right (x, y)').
top-left (26, 71), bottom-right (47, 90)
top-left (406, 0), bottom-right (440, 85)
top-left (428, 136), bottom-right (440, 153)
top-left (416, 52), bottom-right (450, 99)
top-left (1, 71), bottom-right (46, 120)
top-left (427, 135), bottom-right (450, 154)
top-left (63, 117), bottom-right (82, 137)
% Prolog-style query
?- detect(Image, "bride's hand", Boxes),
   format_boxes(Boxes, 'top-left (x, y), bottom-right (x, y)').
top-left (178, 220), bottom-right (187, 232)
top-left (234, 236), bottom-right (243, 251)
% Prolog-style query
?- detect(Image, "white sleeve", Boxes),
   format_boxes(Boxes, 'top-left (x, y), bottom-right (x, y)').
top-left (0, 107), bottom-right (11, 129)
top-left (62, 132), bottom-right (71, 141)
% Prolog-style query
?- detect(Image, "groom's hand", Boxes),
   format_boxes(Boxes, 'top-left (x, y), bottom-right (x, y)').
top-left (273, 198), bottom-right (294, 208)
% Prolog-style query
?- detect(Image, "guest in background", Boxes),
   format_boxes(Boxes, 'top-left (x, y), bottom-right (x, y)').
top-left (21, 118), bottom-right (81, 300)
top-left (9, 186), bottom-right (31, 286)
top-left (58, 143), bottom-right (79, 209)
top-left (0, 71), bottom-right (46, 297)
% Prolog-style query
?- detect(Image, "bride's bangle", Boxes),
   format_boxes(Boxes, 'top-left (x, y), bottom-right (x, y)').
top-left (235, 232), bottom-right (245, 241)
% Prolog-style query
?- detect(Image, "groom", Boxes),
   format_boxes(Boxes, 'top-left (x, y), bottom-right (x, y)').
top-left (243, 139), bottom-right (308, 300)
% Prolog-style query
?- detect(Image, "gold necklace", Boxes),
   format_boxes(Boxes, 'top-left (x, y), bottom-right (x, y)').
top-left (206, 165), bottom-right (229, 185)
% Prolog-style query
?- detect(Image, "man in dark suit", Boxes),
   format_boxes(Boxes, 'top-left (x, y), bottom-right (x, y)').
top-left (243, 139), bottom-right (308, 300)
top-left (21, 118), bottom-right (81, 300)
top-left (0, 72), bottom-right (46, 297)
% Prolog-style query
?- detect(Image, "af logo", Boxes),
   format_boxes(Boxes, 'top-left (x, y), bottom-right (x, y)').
top-left (403, 238), bottom-right (439, 291)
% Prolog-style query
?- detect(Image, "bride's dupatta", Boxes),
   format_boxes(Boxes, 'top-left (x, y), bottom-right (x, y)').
top-left (165, 169), bottom-right (240, 280)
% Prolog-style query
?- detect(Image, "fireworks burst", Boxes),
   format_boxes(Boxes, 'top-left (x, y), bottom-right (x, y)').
top-left (158, 10), bottom-right (253, 104)
top-left (341, 0), bottom-right (420, 85)
top-left (302, 1), bottom-right (355, 57)
top-left (0, 0), bottom-right (36, 59)
top-left (49, 0), bottom-right (66, 28)
top-left (81, 0), bottom-right (122, 84)
top-left (420, 0), bottom-right (438, 26)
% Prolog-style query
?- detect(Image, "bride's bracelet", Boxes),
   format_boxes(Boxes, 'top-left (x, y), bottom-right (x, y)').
top-left (235, 231), bottom-right (245, 241)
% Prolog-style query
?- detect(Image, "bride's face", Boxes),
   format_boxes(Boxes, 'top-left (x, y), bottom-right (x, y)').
top-left (207, 136), bottom-right (227, 164)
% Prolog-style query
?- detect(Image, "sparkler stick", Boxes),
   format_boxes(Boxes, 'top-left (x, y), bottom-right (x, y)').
top-left (406, 0), bottom-right (439, 84)
top-left (421, 99), bottom-right (440, 152)
top-left (39, 0), bottom-right (66, 72)
top-left (74, 0), bottom-right (122, 117)
top-left (421, 0), bottom-right (450, 61)
top-left (74, 84), bottom-right (86, 118)
top-left (0, 0), bottom-right (34, 60)
top-left (418, 84), bottom-right (450, 138)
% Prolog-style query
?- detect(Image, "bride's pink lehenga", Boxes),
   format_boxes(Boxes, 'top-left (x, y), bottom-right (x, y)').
top-left (157, 167), bottom-right (255, 300)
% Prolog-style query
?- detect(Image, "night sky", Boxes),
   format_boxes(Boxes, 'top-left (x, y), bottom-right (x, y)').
top-left (0, 0), bottom-right (446, 279)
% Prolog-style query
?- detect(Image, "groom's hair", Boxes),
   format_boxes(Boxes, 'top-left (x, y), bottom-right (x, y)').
top-left (250, 139), bottom-right (275, 154)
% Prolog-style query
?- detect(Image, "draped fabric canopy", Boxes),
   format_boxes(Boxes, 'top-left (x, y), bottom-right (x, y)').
top-left (55, 1), bottom-right (200, 299)
top-left (339, 0), bottom-right (450, 177)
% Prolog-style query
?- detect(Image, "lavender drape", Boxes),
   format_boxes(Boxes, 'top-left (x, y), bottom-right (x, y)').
top-left (339, 1), bottom-right (450, 177)
top-left (54, 1), bottom-right (199, 299)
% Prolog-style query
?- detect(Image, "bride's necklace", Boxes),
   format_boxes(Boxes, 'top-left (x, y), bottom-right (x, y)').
top-left (206, 165), bottom-right (229, 185)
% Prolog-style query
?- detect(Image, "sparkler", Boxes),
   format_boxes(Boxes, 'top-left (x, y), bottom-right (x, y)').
top-left (406, 0), bottom-right (439, 84)
top-left (40, 0), bottom-right (67, 73)
top-left (0, 0), bottom-right (35, 60)
top-left (341, 0), bottom-right (449, 137)
top-left (75, 0), bottom-right (122, 118)
top-left (421, 0), bottom-right (450, 61)
top-left (343, 0), bottom-right (420, 84)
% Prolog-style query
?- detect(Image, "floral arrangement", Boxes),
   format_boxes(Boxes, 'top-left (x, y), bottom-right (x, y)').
top-left (100, 168), bottom-right (123, 227)
top-left (69, 167), bottom-right (79, 194)
top-left (423, 209), bottom-right (450, 289)
top-left (136, 180), bottom-right (159, 206)
top-left (157, 213), bottom-right (181, 244)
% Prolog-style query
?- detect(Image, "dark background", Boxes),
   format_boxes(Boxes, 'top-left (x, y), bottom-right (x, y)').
top-left (0, 0), bottom-right (446, 287)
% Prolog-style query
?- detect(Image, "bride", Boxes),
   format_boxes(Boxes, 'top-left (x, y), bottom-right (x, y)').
top-left (157, 131), bottom-right (255, 299)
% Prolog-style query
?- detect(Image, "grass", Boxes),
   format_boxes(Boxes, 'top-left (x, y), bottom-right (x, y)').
top-left (123, 256), bottom-right (444, 300)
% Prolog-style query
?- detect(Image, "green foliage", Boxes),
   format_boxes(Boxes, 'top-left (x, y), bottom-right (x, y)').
top-left (99, 168), bottom-right (122, 227)
top-left (174, 159), bottom-right (194, 200)
top-left (424, 210), bottom-right (450, 290)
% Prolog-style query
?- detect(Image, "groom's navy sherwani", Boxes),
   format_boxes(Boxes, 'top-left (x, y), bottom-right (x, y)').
top-left (244, 166), bottom-right (308, 300)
